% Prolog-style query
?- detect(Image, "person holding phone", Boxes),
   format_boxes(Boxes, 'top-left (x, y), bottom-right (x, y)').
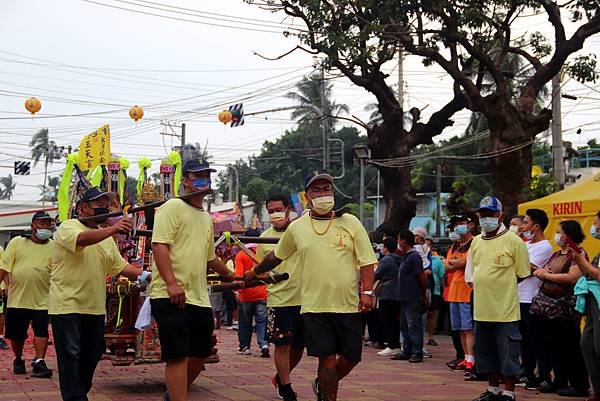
top-left (530, 220), bottom-right (589, 397)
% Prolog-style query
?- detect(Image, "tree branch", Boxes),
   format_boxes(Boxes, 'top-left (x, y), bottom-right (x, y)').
top-left (507, 47), bottom-right (542, 70)
top-left (409, 94), bottom-right (466, 147)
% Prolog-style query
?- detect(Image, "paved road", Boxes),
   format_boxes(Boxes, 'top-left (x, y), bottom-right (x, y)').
top-left (0, 329), bottom-right (568, 401)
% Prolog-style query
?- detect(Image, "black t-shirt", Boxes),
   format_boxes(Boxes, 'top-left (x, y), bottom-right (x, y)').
top-left (396, 250), bottom-right (424, 302)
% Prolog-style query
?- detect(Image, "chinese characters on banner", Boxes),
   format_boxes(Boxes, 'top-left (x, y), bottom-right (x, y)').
top-left (79, 125), bottom-right (110, 170)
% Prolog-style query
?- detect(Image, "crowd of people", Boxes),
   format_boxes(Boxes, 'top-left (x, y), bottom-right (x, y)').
top-left (0, 161), bottom-right (598, 401)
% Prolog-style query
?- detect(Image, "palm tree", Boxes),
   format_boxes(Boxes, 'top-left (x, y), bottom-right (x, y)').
top-left (30, 128), bottom-right (61, 205)
top-left (0, 174), bottom-right (17, 200)
top-left (285, 72), bottom-right (349, 128)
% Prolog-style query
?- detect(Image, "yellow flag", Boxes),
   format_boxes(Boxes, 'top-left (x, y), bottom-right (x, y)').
top-left (79, 124), bottom-right (110, 171)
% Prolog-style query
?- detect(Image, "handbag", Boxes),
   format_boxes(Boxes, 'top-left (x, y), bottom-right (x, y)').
top-left (529, 291), bottom-right (575, 321)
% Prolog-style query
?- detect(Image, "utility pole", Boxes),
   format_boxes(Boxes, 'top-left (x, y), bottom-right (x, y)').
top-left (552, 73), bottom-right (565, 189)
top-left (320, 62), bottom-right (329, 171)
top-left (181, 123), bottom-right (186, 154)
top-left (435, 165), bottom-right (442, 237)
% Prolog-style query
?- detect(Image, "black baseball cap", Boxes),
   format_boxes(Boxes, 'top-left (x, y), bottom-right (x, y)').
top-left (304, 170), bottom-right (333, 190)
top-left (79, 187), bottom-right (115, 203)
top-left (182, 159), bottom-right (216, 175)
top-left (446, 214), bottom-right (472, 230)
top-left (32, 211), bottom-right (53, 222)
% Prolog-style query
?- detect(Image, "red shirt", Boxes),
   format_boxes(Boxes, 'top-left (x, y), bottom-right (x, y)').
top-left (234, 250), bottom-right (267, 302)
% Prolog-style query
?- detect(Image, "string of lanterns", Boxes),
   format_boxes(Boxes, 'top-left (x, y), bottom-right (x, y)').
top-left (24, 96), bottom-right (146, 122)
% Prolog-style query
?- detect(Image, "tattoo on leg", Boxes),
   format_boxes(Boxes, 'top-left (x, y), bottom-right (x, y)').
top-left (318, 365), bottom-right (339, 401)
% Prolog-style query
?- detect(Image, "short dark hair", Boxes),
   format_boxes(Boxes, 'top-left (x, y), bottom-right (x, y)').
top-left (559, 220), bottom-right (586, 244)
top-left (511, 215), bottom-right (525, 222)
top-left (266, 194), bottom-right (290, 208)
top-left (398, 230), bottom-right (415, 247)
top-left (526, 208), bottom-right (549, 231)
top-left (382, 238), bottom-right (397, 253)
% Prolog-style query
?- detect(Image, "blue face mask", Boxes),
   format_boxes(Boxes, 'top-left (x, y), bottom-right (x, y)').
top-left (35, 228), bottom-right (53, 241)
top-left (454, 224), bottom-right (469, 236)
top-left (192, 177), bottom-right (211, 189)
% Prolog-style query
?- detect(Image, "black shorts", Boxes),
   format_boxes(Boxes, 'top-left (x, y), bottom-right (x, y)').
top-left (303, 312), bottom-right (362, 363)
top-left (5, 308), bottom-right (50, 340)
top-left (150, 299), bottom-right (214, 361)
top-left (267, 306), bottom-right (305, 349)
top-left (428, 294), bottom-right (444, 311)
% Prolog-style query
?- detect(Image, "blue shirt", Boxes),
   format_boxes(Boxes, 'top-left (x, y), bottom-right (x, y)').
top-left (375, 253), bottom-right (401, 300)
top-left (396, 249), bottom-right (424, 302)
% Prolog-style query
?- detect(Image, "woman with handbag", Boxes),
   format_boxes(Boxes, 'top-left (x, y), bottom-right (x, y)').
top-left (530, 220), bottom-right (589, 397)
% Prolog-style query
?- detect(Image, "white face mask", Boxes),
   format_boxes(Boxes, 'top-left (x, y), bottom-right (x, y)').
top-left (554, 233), bottom-right (566, 247)
top-left (310, 196), bottom-right (335, 215)
top-left (522, 230), bottom-right (534, 241)
top-left (509, 225), bottom-right (520, 234)
top-left (480, 217), bottom-right (500, 233)
top-left (268, 211), bottom-right (286, 224)
top-left (449, 232), bottom-right (460, 241)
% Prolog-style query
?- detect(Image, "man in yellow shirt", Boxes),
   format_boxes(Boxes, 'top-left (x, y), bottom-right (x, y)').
top-left (245, 171), bottom-right (377, 401)
top-left (0, 211), bottom-right (55, 378)
top-left (0, 245), bottom-right (8, 351)
top-left (150, 160), bottom-right (234, 401)
top-left (465, 196), bottom-right (530, 401)
top-left (256, 194), bottom-right (304, 401)
top-left (51, 187), bottom-right (148, 401)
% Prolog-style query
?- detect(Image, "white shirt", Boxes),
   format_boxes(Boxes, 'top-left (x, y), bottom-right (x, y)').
top-left (518, 239), bottom-right (553, 303)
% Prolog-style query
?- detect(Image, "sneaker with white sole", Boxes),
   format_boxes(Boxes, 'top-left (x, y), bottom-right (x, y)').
top-left (237, 346), bottom-right (251, 355)
top-left (377, 347), bottom-right (400, 357)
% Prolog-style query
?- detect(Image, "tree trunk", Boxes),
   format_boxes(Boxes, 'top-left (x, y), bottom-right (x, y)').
top-left (368, 124), bottom-right (416, 234)
top-left (486, 100), bottom-right (538, 221)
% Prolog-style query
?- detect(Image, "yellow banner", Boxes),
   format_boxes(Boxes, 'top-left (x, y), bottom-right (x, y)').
top-left (79, 125), bottom-right (110, 171)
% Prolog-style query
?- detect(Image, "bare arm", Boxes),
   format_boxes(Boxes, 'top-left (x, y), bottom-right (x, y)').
top-left (244, 250), bottom-right (283, 281)
top-left (76, 218), bottom-right (131, 247)
top-left (0, 268), bottom-right (7, 284)
top-left (533, 264), bottom-right (583, 285)
top-left (152, 242), bottom-right (185, 308)
top-left (359, 263), bottom-right (376, 311)
top-left (571, 252), bottom-right (600, 280)
top-left (207, 258), bottom-right (234, 281)
top-left (119, 264), bottom-right (144, 281)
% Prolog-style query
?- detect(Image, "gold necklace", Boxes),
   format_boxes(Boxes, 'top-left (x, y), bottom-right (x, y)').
top-left (310, 213), bottom-right (333, 235)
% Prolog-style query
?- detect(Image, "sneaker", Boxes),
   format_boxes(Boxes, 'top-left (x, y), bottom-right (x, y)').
top-left (0, 338), bottom-right (8, 350)
top-left (446, 358), bottom-right (463, 369)
top-left (557, 387), bottom-right (589, 397)
top-left (274, 379), bottom-right (298, 401)
top-left (312, 377), bottom-right (326, 401)
top-left (260, 346), bottom-right (270, 358)
top-left (408, 354), bottom-right (423, 363)
top-left (364, 340), bottom-right (373, 347)
top-left (373, 343), bottom-right (386, 349)
top-left (390, 353), bottom-right (410, 360)
top-left (227, 322), bottom-right (239, 330)
top-left (13, 358), bottom-right (26, 374)
top-left (422, 349), bottom-right (432, 358)
top-left (451, 359), bottom-right (468, 371)
top-left (31, 359), bottom-right (52, 378)
top-left (538, 380), bottom-right (555, 393)
top-left (525, 377), bottom-right (540, 391)
top-left (237, 346), bottom-right (251, 355)
top-left (471, 391), bottom-right (501, 401)
top-left (464, 362), bottom-right (477, 381)
top-left (377, 347), bottom-right (400, 357)
top-left (427, 339), bottom-right (439, 346)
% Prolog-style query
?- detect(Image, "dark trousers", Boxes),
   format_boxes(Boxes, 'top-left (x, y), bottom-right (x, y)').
top-left (362, 308), bottom-right (384, 344)
top-left (51, 314), bottom-right (105, 401)
top-left (519, 303), bottom-right (537, 377)
top-left (581, 295), bottom-right (600, 394)
top-left (379, 300), bottom-right (401, 349)
top-left (531, 314), bottom-right (588, 389)
top-left (399, 301), bottom-right (423, 356)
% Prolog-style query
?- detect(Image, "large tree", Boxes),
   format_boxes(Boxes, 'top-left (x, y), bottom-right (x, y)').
top-left (252, 0), bottom-right (466, 231)
top-left (253, 0), bottom-right (599, 223)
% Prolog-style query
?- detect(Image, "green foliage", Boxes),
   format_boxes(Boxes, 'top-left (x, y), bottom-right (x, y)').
top-left (0, 174), bottom-right (16, 200)
top-left (567, 54), bottom-right (599, 84)
top-left (522, 174), bottom-right (559, 202)
top-left (344, 202), bottom-right (374, 219)
top-left (245, 177), bottom-right (270, 219)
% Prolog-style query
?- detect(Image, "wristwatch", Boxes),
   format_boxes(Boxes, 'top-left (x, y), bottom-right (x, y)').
top-left (362, 290), bottom-right (375, 296)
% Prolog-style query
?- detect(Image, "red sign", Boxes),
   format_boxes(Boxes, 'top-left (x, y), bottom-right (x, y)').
top-left (160, 164), bottom-right (174, 174)
top-left (552, 201), bottom-right (582, 216)
top-left (107, 162), bottom-right (121, 171)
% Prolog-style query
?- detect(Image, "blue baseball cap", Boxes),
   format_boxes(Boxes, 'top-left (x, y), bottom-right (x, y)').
top-left (304, 170), bottom-right (333, 190)
top-left (182, 159), bottom-right (216, 175)
top-left (478, 196), bottom-right (503, 212)
top-left (80, 187), bottom-right (115, 203)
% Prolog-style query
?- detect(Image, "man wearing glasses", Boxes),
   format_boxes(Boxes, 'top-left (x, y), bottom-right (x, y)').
top-left (245, 171), bottom-right (377, 401)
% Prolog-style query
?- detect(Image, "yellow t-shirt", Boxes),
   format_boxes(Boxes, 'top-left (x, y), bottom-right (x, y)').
top-left (0, 236), bottom-right (53, 310)
top-left (50, 219), bottom-right (127, 315)
top-left (256, 226), bottom-right (302, 307)
top-left (470, 230), bottom-right (531, 322)
top-left (149, 199), bottom-right (215, 308)
top-left (274, 213), bottom-right (377, 314)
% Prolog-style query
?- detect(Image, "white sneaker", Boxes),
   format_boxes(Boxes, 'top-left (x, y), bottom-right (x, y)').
top-left (377, 347), bottom-right (400, 356)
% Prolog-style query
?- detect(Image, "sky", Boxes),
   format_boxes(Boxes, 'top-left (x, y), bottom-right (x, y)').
top-left (0, 0), bottom-right (598, 201)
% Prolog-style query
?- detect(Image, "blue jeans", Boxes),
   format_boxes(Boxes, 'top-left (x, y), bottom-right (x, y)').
top-left (399, 301), bottom-right (424, 356)
top-left (238, 300), bottom-right (268, 349)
